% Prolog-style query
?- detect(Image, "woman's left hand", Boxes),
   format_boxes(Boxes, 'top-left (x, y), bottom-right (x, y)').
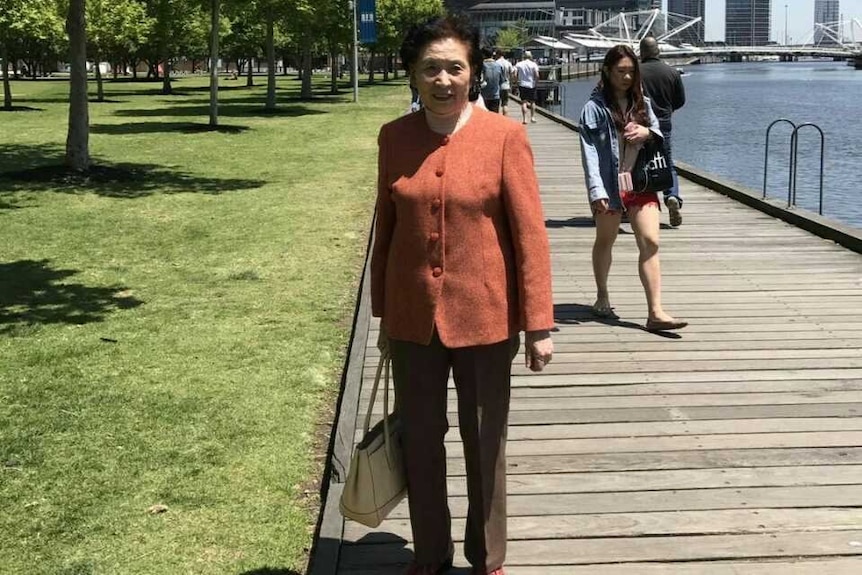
top-left (623, 122), bottom-right (650, 144)
top-left (525, 330), bottom-right (553, 372)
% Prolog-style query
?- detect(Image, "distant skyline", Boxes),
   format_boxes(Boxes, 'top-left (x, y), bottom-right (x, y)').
top-left (685, 0), bottom-right (862, 43)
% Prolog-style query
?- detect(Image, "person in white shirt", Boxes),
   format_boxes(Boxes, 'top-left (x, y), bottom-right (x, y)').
top-left (494, 50), bottom-right (515, 116)
top-left (515, 50), bottom-right (540, 124)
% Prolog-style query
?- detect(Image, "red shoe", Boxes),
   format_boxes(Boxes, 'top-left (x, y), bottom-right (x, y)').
top-left (474, 569), bottom-right (505, 575)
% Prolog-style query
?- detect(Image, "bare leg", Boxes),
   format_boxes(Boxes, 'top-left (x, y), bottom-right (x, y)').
top-left (529, 101), bottom-right (536, 122)
top-left (520, 100), bottom-right (528, 124)
top-left (592, 210), bottom-right (622, 314)
top-left (628, 203), bottom-right (678, 323)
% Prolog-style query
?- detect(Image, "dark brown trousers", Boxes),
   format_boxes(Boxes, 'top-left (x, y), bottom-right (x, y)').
top-left (390, 331), bottom-right (519, 572)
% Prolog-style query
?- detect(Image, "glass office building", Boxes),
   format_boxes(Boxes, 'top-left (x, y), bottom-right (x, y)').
top-left (814, 0), bottom-right (840, 44)
top-left (668, 0), bottom-right (705, 44)
top-left (725, 0), bottom-right (771, 45)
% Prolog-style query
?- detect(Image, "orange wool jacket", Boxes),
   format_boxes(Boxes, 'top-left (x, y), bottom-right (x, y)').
top-left (370, 108), bottom-right (554, 348)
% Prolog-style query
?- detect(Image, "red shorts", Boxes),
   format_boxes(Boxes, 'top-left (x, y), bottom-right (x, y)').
top-left (597, 191), bottom-right (659, 215)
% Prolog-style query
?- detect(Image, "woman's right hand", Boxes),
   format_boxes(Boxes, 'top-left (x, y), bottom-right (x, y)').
top-left (377, 325), bottom-right (390, 356)
top-left (592, 198), bottom-right (610, 214)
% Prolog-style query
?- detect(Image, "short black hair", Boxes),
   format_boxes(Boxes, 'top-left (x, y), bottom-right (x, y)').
top-left (400, 14), bottom-right (483, 79)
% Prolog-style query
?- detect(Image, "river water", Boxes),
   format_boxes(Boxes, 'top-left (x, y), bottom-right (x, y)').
top-left (559, 61), bottom-right (862, 229)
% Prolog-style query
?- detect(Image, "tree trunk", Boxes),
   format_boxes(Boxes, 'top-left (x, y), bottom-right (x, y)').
top-left (112, 61), bottom-right (118, 80)
top-left (65, 0), bottom-right (90, 171)
top-left (2, 43), bottom-right (12, 110)
top-left (329, 48), bottom-right (338, 94)
top-left (95, 54), bottom-right (104, 101)
top-left (265, 17), bottom-right (276, 110)
top-left (383, 51), bottom-right (390, 81)
top-left (209, 0), bottom-right (220, 126)
top-left (282, 51), bottom-right (289, 75)
top-left (368, 51), bottom-right (375, 83)
top-left (246, 57), bottom-right (253, 86)
top-left (162, 60), bottom-right (172, 94)
top-left (300, 45), bottom-right (312, 99)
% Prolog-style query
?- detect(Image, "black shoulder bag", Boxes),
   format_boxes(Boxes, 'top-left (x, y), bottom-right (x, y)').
top-left (631, 135), bottom-right (673, 194)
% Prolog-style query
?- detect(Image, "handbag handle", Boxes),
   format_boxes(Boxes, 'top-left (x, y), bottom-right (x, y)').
top-left (362, 350), bottom-right (395, 458)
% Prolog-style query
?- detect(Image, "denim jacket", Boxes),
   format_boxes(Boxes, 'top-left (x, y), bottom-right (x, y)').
top-left (579, 89), bottom-right (663, 211)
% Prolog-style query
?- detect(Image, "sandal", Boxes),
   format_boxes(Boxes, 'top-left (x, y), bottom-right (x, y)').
top-left (591, 299), bottom-right (617, 318)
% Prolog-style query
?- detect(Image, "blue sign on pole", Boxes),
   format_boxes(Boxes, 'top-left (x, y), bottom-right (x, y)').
top-left (358, 0), bottom-right (377, 44)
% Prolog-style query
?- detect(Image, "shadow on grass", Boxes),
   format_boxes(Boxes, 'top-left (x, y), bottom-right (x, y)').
top-left (0, 144), bottom-right (266, 198)
top-left (0, 259), bottom-right (142, 333)
top-left (90, 122), bottom-right (250, 135)
top-left (0, 105), bottom-right (44, 112)
top-left (112, 103), bottom-right (327, 118)
top-left (0, 198), bottom-right (21, 211)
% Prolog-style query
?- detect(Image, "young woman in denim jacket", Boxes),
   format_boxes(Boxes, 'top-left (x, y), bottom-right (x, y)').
top-left (579, 44), bottom-right (687, 332)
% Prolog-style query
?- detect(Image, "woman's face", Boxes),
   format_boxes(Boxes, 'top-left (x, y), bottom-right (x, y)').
top-left (607, 56), bottom-right (635, 94)
top-left (412, 37), bottom-right (473, 116)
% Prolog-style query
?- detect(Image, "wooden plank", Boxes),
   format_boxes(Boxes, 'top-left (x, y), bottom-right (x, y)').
top-left (452, 447), bottom-right (862, 475)
top-left (454, 465), bottom-right (862, 495)
top-left (339, 530), bottom-right (862, 567)
top-left (353, 417), bottom-right (862, 443)
top-left (361, 393), bottom-right (862, 415)
top-left (344, 507), bottom-right (862, 543)
top-left (341, 558), bottom-right (862, 575)
top-left (502, 559), bottom-right (862, 575)
top-left (382, 485), bottom-right (862, 519)
top-left (365, 337), bottom-right (862, 356)
top-left (500, 418), bottom-right (862, 439)
top-left (359, 380), bottom-right (862, 404)
top-left (441, 431), bottom-right (862, 458)
top-left (504, 403), bottom-right (862, 425)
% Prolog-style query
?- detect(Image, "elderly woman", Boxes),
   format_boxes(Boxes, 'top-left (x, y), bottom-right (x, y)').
top-left (579, 44), bottom-right (686, 332)
top-left (371, 14), bottom-right (555, 575)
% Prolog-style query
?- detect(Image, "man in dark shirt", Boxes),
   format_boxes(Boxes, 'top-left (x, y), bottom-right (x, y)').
top-left (639, 36), bottom-right (686, 227)
top-left (480, 48), bottom-right (503, 113)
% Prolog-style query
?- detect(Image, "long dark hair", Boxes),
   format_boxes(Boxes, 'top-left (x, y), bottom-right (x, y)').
top-left (599, 44), bottom-right (648, 129)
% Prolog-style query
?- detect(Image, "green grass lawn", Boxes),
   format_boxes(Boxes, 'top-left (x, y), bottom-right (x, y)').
top-left (0, 74), bottom-right (407, 574)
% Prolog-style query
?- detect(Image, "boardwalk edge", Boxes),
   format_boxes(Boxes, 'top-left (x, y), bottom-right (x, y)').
top-left (307, 212), bottom-right (375, 575)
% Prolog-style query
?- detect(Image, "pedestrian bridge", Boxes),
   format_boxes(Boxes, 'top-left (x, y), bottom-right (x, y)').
top-left (534, 9), bottom-right (862, 62)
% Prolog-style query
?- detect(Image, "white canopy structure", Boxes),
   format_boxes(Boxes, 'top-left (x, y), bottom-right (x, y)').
top-left (530, 35), bottom-right (579, 51)
top-left (562, 8), bottom-right (704, 55)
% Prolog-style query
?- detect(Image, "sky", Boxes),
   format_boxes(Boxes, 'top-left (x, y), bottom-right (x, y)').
top-left (665, 0), bottom-right (862, 43)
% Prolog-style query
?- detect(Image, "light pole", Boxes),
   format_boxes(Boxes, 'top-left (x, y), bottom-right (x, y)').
top-left (351, 0), bottom-right (359, 103)
top-left (784, 4), bottom-right (789, 46)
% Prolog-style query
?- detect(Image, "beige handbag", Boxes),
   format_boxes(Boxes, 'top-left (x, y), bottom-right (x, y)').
top-left (339, 351), bottom-right (406, 527)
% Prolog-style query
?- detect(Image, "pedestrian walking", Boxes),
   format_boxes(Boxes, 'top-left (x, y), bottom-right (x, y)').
top-left (494, 50), bottom-right (515, 116)
top-left (579, 44), bottom-right (687, 332)
top-left (514, 51), bottom-right (540, 124)
top-left (639, 36), bottom-right (686, 227)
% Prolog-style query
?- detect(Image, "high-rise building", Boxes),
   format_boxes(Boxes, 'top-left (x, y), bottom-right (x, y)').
top-left (814, 0), bottom-right (840, 44)
top-left (668, 0), bottom-right (705, 44)
top-left (725, 0), bottom-right (771, 46)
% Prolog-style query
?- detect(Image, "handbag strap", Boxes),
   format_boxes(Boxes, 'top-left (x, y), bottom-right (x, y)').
top-left (362, 350), bottom-right (392, 436)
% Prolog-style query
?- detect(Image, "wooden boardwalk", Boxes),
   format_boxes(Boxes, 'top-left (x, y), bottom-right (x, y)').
top-left (333, 116), bottom-right (862, 574)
